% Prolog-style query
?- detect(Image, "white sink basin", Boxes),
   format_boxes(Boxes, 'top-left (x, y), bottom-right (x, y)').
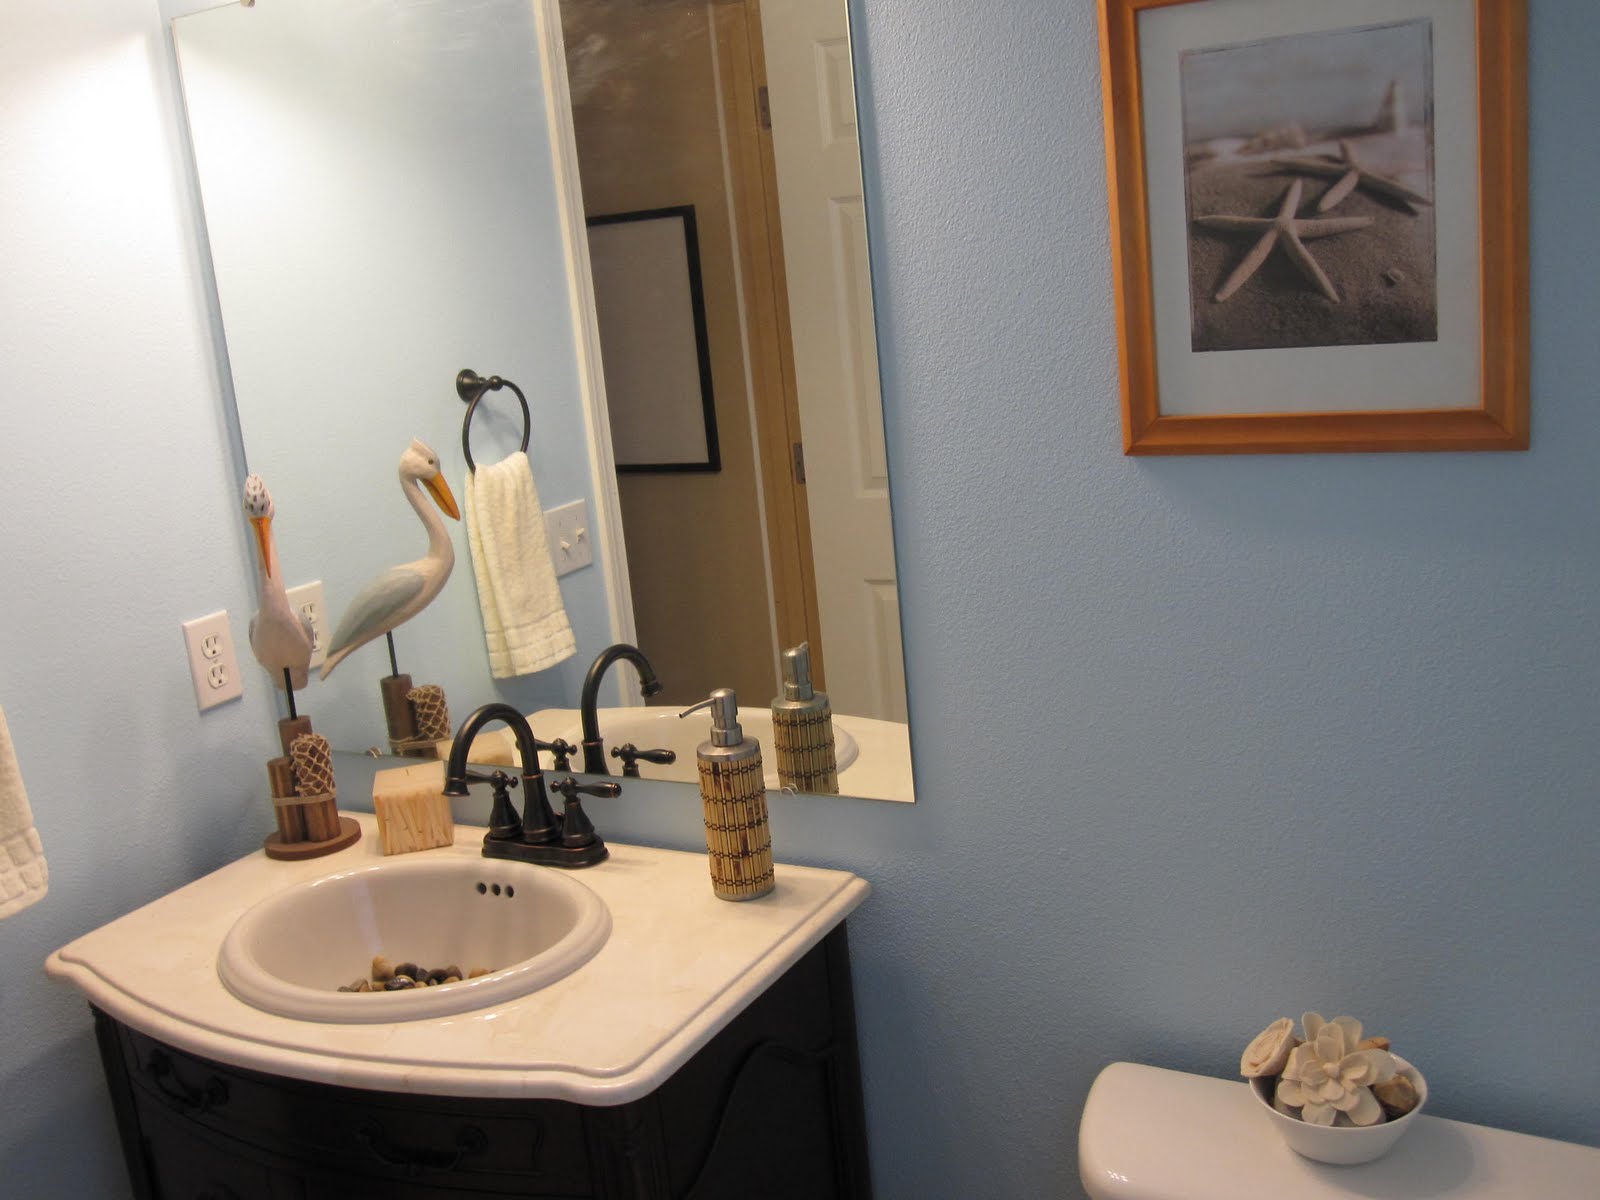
top-left (534, 706), bottom-right (860, 788)
top-left (217, 855), bottom-right (610, 1023)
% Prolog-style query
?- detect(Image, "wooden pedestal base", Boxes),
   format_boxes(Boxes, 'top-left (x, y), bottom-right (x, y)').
top-left (262, 817), bottom-right (361, 861)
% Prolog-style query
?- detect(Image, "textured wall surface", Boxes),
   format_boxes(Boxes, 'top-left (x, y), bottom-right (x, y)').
top-left (2, 1), bottom-right (1596, 1198)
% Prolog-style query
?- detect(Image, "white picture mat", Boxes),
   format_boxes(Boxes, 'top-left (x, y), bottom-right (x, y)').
top-left (1138, 0), bottom-right (1482, 417)
top-left (587, 215), bottom-right (713, 465)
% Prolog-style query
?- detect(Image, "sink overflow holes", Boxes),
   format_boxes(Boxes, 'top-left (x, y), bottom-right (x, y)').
top-left (475, 882), bottom-right (515, 898)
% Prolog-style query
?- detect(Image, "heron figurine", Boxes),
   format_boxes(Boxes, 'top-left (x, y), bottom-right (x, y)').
top-left (243, 475), bottom-right (315, 713)
top-left (320, 437), bottom-right (460, 679)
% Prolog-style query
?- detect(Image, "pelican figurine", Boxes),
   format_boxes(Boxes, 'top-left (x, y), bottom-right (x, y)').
top-left (243, 475), bottom-right (315, 694)
top-left (320, 437), bottom-right (460, 679)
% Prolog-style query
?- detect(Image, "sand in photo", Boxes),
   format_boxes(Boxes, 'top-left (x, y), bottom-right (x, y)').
top-left (1180, 20), bottom-right (1437, 354)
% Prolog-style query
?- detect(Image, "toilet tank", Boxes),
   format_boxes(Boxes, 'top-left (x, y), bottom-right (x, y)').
top-left (1079, 1062), bottom-right (1600, 1199)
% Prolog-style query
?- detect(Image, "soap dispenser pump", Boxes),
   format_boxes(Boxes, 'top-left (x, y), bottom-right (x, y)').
top-left (770, 642), bottom-right (839, 794)
top-left (678, 688), bottom-right (775, 901)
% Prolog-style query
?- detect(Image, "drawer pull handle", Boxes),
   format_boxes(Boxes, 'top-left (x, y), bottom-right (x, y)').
top-left (356, 1120), bottom-right (488, 1175)
top-left (145, 1050), bottom-right (229, 1115)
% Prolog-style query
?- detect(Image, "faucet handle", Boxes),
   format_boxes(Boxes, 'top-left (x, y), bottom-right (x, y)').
top-left (548, 777), bottom-right (621, 802)
top-left (535, 737), bottom-right (578, 772)
top-left (460, 768), bottom-right (518, 790)
top-left (610, 743), bottom-right (677, 779)
top-left (548, 777), bottom-right (620, 848)
top-left (466, 769), bottom-right (522, 842)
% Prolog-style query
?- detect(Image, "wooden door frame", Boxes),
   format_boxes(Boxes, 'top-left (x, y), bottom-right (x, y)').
top-left (711, 0), bottom-right (827, 691)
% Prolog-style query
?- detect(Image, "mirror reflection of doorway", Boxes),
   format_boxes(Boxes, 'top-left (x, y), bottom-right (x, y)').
top-left (560, 0), bottom-right (904, 721)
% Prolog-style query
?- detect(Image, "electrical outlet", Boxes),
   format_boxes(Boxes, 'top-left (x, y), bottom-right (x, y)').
top-left (545, 499), bottom-right (593, 577)
top-left (182, 610), bottom-right (243, 711)
top-left (285, 580), bottom-right (329, 669)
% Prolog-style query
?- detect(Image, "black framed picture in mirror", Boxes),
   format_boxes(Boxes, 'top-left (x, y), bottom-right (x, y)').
top-left (586, 206), bottom-right (721, 474)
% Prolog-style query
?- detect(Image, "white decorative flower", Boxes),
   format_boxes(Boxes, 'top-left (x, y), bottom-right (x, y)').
top-left (1276, 1012), bottom-right (1398, 1127)
top-left (1241, 1017), bottom-right (1297, 1078)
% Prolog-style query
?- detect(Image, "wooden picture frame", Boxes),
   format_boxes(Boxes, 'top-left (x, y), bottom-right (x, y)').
top-left (586, 205), bottom-right (722, 473)
top-left (1098, 0), bottom-right (1527, 454)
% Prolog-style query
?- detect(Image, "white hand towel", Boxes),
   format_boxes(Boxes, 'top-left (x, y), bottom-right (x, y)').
top-left (464, 452), bottom-right (577, 678)
top-left (0, 706), bottom-right (48, 919)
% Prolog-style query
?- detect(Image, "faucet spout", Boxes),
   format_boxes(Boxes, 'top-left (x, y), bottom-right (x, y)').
top-left (443, 703), bottom-right (556, 842)
top-left (579, 643), bottom-right (663, 774)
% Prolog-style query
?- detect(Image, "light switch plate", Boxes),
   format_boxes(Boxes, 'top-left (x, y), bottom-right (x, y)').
top-left (285, 580), bottom-right (329, 669)
top-left (545, 499), bottom-right (593, 577)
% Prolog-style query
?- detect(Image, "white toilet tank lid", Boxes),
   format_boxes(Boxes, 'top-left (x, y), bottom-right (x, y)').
top-left (1079, 1062), bottom-right (1600, 1200)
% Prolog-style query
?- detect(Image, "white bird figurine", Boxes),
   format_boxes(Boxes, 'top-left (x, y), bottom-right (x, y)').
top-left (243, 475), bottom-right (315, 692)
top-left (320, 437), bottom-right (460, 679)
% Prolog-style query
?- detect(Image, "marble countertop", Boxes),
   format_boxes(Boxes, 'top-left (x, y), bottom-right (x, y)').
top-left (45, 814), bottom-right (870, 1104)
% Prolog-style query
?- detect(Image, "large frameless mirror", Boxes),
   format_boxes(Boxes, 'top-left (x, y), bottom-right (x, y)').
top-left (173, 0), bottom-right (912, 802)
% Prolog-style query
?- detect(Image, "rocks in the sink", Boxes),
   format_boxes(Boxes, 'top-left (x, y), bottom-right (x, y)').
top-left (337, 955), bottom-right (486, 993)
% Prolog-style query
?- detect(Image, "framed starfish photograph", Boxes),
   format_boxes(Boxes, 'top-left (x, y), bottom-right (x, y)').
top-left (1099, 0), bottom-right (1527, 454)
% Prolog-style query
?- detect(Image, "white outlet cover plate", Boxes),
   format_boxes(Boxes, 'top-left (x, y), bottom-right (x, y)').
top-left (545, 499), bottom-right (593, 577)
top-left (182, 610), bottom-right (243, 711)
top-left (284, 580), bottom-right (328, 669)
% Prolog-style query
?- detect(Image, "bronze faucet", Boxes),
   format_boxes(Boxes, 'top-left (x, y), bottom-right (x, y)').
top-left (579, 644), bottom-right (665, 774)
top-left (444, 702), bottom-right (615, 868)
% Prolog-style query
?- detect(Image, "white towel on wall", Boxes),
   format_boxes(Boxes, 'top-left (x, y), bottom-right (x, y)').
top-left (465, 452), bottom-right (577, 678)
top-left (0, 706), bottom-right (48, 919)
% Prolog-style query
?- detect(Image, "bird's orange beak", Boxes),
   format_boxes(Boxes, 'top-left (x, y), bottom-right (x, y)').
top-left (250, 514), bottom-right (274, 577)
top-left (425, 473), bottom-right (460, 521)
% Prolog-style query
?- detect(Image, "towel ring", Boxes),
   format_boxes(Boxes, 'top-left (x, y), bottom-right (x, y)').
top-left (457, 368), bottom-right (531, 474)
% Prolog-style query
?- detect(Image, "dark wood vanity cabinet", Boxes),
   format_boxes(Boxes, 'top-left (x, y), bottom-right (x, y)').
top-left (92, 926), bottom-right (870, 1200)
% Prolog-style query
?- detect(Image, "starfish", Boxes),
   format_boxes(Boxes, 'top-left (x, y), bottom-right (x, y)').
top-left (1193, 179), bottom-right (1373, 304)
top-left (1273, 139), bottom-right (1432, 214)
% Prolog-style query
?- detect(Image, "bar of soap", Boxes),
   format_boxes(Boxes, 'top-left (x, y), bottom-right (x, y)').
top-left (372, 761), bottom-right (454, 855)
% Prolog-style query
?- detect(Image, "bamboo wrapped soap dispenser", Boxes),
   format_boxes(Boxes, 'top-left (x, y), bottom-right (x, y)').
top-left (770, 642), bottom-right (839, 794)
top-left (679, 688), bottom-right (775, 901)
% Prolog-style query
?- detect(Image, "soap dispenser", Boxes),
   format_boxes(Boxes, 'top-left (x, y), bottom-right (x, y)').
top-left (678, 688), bottom-right (775, 901)
top-left (770, 642), bottom-right (839, 794)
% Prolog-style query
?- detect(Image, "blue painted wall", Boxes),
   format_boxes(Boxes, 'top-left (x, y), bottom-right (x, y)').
top-left (3, 2), bottom-right (1596, 1198)
top-left (1, 2), bottom-right (285, 1193)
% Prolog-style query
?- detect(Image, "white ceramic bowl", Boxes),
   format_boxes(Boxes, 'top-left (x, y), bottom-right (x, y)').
top-left (1250, 1055), bottom-right (1428, 1166)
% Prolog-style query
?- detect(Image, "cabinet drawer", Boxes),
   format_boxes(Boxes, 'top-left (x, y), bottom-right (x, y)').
top-left (119, 1027), bottom-right (591, 1195)
top-left (136, 1101), bottom-right (288, 1200)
